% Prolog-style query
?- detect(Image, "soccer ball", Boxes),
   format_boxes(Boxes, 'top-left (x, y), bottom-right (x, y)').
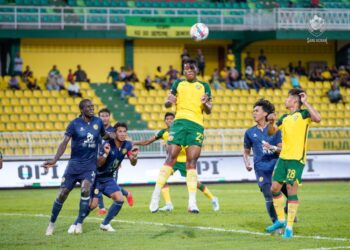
top-left (190, 23), bottom-right (209, 41)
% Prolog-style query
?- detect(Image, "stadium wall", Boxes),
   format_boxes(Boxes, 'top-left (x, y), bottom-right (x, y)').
top-left (20, 38), bottom-right (124, 82)
top-left (1, 153), bottom-right (349, 188)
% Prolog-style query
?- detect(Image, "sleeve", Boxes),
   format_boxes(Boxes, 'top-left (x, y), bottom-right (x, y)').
top-left (64, 121), bottom-right (75, 137)
top-left (99, 142), bottom-right (107, 156)
top-left (275, 130), bottom-right (282, 144)
top-left (243, 130), bottom-right (252, 149)
top-left (300, 109), bottom-right (311, 119)
top-left (99, 119), bottom-right (106, 137)
top-left (170, 79), bottom-right (181, 95)
top-left (276, 114), bottom-right (287, 128)
top-left (204, 82), bottom-right (212, 100)
top-left (155, 129), bottom-right (165, 140)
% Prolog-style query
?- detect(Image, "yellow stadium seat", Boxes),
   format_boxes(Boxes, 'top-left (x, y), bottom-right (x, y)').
top-left (29, 114), bottom-right (38, 122)
top-left (6, 123), bottom-right (16, 131)
top-left (14, 91), bottom-right (24, 98)
top-left (25, 122), bottom-right (35, 131)
top-left (67, 114), bottom-right (76, 120)
top-left (33, 106), bottom-right (42, 113)
top-left (58, 114), bottom-right (67, 122)
top-left (51, 106), bottom-right (61, 113)
top-left (0, 123), bottom-right (5, 131)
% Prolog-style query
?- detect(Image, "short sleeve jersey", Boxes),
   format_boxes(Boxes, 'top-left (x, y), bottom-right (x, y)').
top-left (156, 128), bottom-right (186, 163)
top-left (171, 79), bottom-right (211, 127)
top-left (97, 140), bottom-right (133, 180)
top-left (65, 116), bottom-right (105, 173)
top-left (276, 109), bottom-right (311, 163)
top-left (244, 126), bottom-right (282, 171)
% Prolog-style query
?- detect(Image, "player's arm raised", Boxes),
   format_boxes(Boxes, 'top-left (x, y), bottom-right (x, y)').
top-left (43, 135), bottom-right (71, 170)
top-left (300, 92), bottom-right (321, 123)
top-left (97, 143), bottom-right (110, 167)
top-left (127, 146), bottom-right (139, 166)
top-left (133, 136), bottom-right (157, 146)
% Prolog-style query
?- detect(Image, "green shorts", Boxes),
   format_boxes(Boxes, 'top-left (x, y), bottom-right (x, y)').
top-left (167, 119), bottom-right (204, 147)
top-left (272, 159), bottom-right (304, 185)
top-left (173, 162), bottom-right (187, 177)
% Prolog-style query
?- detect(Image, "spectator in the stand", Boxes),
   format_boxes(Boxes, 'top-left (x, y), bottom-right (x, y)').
top-left (26, 72), bottom-right (41, 90)
top-left (309, 68), bottom-right (323, 82)
top-left (180, 48), bottom-right (190, 75)
top-left (245, 66), bottom-right (261, 92)
top-left (74, 65), bottom-right (90, 83)
top-left (49, 65), bottom-right (60, 77)
top-left (278, 69), bottom-right (286, 87)
top-left (144, 75), bottom-right (155, 91)
top-left (328, 82), bottom-right (345, 104)
top-left (226, 49), bottom-right (235, 69)
top-left (288, 62), bottom-right (294, 75)
top-left (166, 65), bottom-right (179, 88)
top-left (119, 66), bottom-right (127, 81)
top-left (219, 67), bottom-right (228, 82)
top-left (329, 65), bottom-right (339, 80)
top-left (291, 72), bottom-right (301, 88)
top-left (338, 66), bottom-right (350, 88)
top-left (209, 68), bottom-right (222, 90)
top-left (107, 67), bottom-right (119, 89)
top-left (13, 52), bottom-right (23, 77)
top-left (263, 66), bottom-right (275, 89)
top-left (227, 67), bottom-right (248, 90)
top-left (310, 0), bottom-right (320, 8)
top-left (56, 73), bottom-right (66, 90)
top-left (321, 66), bottom-right (333, 81)
top-left (196, 49), bottom-right (205, 78)
top-left (67, 69), bottom-right (74, 82)
top-left (125, 66), bottom-right (138, 83)
top-left (22, 65), bottom-right (32, 82)
top-left (8, 75), bottom-right (20, 90)
top-left (295, 61), bottom-right (307, 76)
top-left (68, 80), bottom-right (82, 97)
top-left (258, 49), bottom-right (267, 66)
top-left (244, 51), bottom-right (255, 70)
top-left (154, 66), bottom-right (167, 89)
top-left (47, 72), bottom-right (58, 90)
top-left (120, 81), bottom-right (135, 100)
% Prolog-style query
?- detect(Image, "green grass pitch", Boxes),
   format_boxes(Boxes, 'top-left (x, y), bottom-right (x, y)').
top-left (0, 182), bottom-right (349, 250)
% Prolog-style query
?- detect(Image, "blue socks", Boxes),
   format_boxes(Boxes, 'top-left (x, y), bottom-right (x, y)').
top-left (75, 196), bottom-right (90, 224)
top-left (102, 201), bottom-right (124, 225)
top-left (98, 194), bottom-right (105, 209)
top-left (121, 188), bottom-right (128, 197)
top-left (261, 184), bottom-right (278, 223)
top-left (50, 199), bottom-right (63, 223)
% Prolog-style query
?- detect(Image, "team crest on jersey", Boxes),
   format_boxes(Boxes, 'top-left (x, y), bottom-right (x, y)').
top-left (259, 176), bottom-right (264, 182)
top-left (195, 84), bottom-right (201, 89)
top-left (122, 148), bottom-right (127, 154)
top-left (168, 135), bottom-right (174, 141)
top-left (94, 188), bottom-right (99, 195)
top-left (293, 114), bottom-right (299, 121)
top-left (93, 124), bottom-right (99, 130)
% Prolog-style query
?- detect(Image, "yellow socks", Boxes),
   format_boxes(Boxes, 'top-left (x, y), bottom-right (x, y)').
top-left (272, 191), bottom-right (286, 222)
top-left (156, 165), bottom-right (173, 189)
top-left (198, 182), bottom-right (214, 200)
top-left (161, 185), bottom-right (172, 204)
top-left (287, 195), bottom-right (299, 229)
top-left (186, 169), bottom-right (198, 194)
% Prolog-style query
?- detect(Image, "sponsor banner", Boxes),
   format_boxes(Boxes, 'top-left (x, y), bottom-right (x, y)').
top-left (0, 154), bottom-right (349, 188)
top-left (125, 16), bottom-right (196, 38)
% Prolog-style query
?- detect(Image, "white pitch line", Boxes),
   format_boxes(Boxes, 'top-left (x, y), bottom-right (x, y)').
top-left (301, 247), bottom-right (350, 250)
top-left (0, 212), bottom-right (349, 242)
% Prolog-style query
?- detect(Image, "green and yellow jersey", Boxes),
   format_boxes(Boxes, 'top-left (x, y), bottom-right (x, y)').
top-left (276, 109), bottom-right (311, 164)
top-left (171, 79), bottom-right (211, 127)
top-left (156, 128), bottom-right (186, 163)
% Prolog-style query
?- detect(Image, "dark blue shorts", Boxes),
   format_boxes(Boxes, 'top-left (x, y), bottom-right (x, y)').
top-left (93, 177), bottom-right (121, 198)
top-left (255, 169), bottom-right (273, 188)
top-left (60, 169), bottom-right (96, 190)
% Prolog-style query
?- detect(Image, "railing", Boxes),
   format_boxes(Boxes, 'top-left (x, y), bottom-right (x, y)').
top-left (1, 127), bottom-right (350, 160)
top-left (0, 6), bottom-right (349, 31)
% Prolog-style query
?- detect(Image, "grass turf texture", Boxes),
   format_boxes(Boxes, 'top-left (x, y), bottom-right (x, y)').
top-left (0, 182), bottom-right (349, 250)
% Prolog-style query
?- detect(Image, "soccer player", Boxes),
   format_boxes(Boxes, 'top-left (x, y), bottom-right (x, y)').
top-left (134, 112), bottom-right (219, 212)
top-left (149, 59), bottom-right (212, 213)
top-left (69, 122), bottom-right (138, 233)
top-left (97, 108), bottom-right (133, 215)
top-left (265, 88), bottom-right (321, 238)
top-left (43, 99), bottom-right (115, 236)
top-left (243, 99), bottom-right (282, 224)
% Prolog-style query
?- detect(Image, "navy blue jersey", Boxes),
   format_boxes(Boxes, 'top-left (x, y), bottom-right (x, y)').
top-left (65, 116), bottom-right (106, 173)
top-left (244, 125), bottom-right (282, 171)
top-left (97, 140), bottom-right (133, 180)
top-left (100, 125), bottom-right (114, 145)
